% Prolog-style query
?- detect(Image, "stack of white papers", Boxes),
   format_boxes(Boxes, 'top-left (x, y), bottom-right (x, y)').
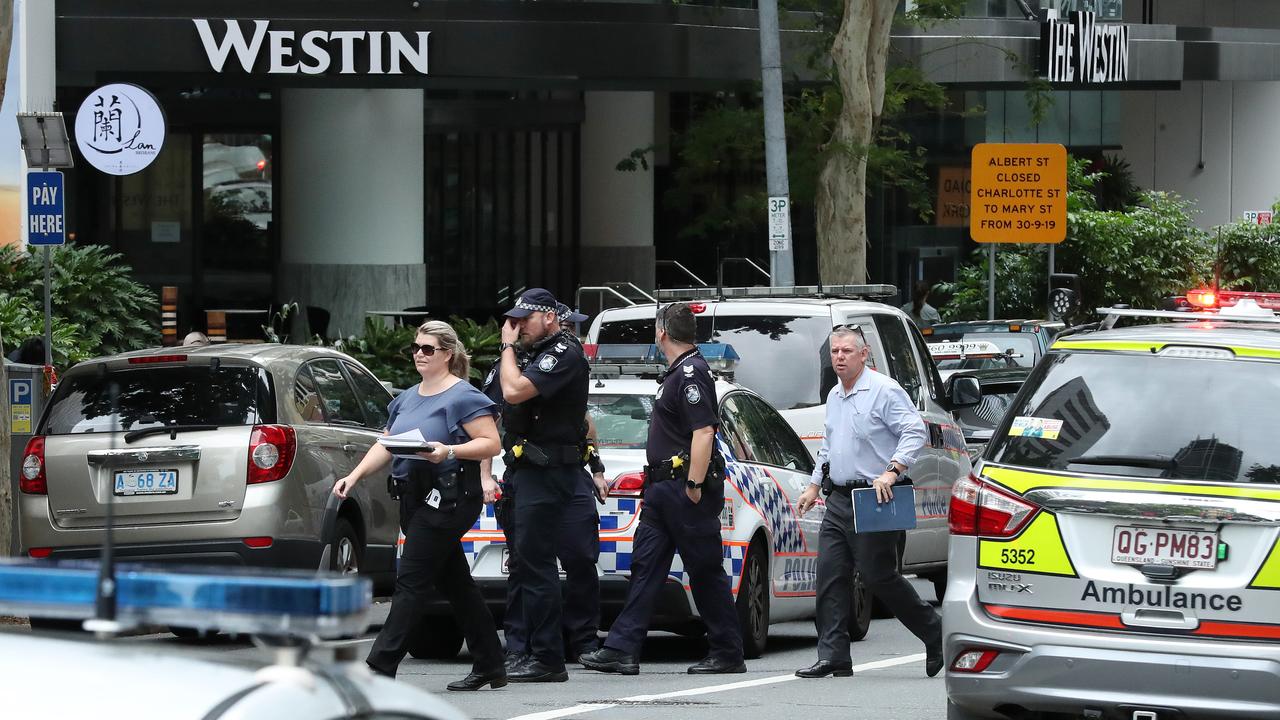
top-left (377, 429), bottom-right (434, 457)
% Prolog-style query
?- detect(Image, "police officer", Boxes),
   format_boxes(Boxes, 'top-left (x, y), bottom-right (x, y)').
top-left (580, 303), bottom-right (746, 676)
top-left (481, 304), bottom-right (607, 671)
top-left (794, 325), bottom-right (943, 679)
top-left (496, 289), bottom-right (591, 682)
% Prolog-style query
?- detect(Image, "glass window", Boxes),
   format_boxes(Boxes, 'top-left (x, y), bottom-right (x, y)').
top-left (596, 316), bottom-right (714, 345)
top-left (292, 365), bottom-right (326, 423)
top-left (587, 394), bottom-right (654, 450)
top-left (712, 313), bottom-right (833, 411)
top-left (718, 394), bottom-right (761, 463)
top-left (988, 352), bottom-right (1280, 484)
top-left (345, 363), bottom-right (393, 429)
top-left (43, 365), bottom-right (269, 435)
top-left (909, 325), bottom-right (946, 402)
top-left (307, 359), bottom-right (365, 426)
top-left (927, 329), bottom-right (1040, 367)
top-left (119, 133), bottom-right (193, 291)
top-left (873, 315), bottom-right (924, 404)
top-left (743, 395), bottom-right (814, 473)
top-left (202, 133), bottom-right (274, 311)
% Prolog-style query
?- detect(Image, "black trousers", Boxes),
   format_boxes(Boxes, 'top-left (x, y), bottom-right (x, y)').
top-left (511, 464), bottom-right (579, 668)
top-left (815, 489), bottom-right (941, 664)
top-left (604, 480), bottom-right (743, 662)
top-left (500, 468), bottom-right (601, 658)
top-left (367, 497), bottom-right (504, 678)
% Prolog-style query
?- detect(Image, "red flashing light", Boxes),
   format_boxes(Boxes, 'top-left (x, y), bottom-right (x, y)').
top-left (1186, 289), bottom-right (1217, 308)
top-left (243, 536), bottom-right (274, 548)
top-left (256, 159), bottom-right (267, 171)
top-left (20, 436), bottom-right (47, 495)
top-left (27, 548), bottom-right (52, 559)
top-left (247, 425), bottom-right (296, 484)
top-left (688, 303), bottom-right (707, 314)
top-left (128, 355), bottom-right (188, 365)
top-left (608, 472), bottom-right (646, 498)
top-left (583, 344), bottom-right (599, 360)
top-left (949, 474), bottom-right (1038, 537)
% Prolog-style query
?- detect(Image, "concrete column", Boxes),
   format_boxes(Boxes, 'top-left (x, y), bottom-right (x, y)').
top-left (280, 88), bottom-right (425, 339)
top-left (579, 91), bottom-right (656, 293)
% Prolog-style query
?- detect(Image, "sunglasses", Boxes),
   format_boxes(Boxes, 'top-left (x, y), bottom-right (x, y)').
top-left (406, 343), bottom-right (442, 357)
top-left (834, 323), bottom-right (865, 336)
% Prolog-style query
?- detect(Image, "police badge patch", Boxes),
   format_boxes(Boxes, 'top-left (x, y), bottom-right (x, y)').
top-left (685, 385), bottom-right (701, 404)
top-left (538, 354), bottom-right (558, 372)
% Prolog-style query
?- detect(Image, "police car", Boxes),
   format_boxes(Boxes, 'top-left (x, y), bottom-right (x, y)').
top-left (414, 345), bottom-right (843, 660)
top-left (586, 286), bottom-right (974, 600)
top-left (944, 292), bottom-right (1280, 719)
top-left (0, 560), bottom-right (465, 719)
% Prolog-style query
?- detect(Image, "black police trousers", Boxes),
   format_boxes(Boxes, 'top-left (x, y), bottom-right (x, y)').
top-left (814, 488), bottom-right (940, 664)
top-left (367, 495), bottom-right (503, 678)
top-left (603, 479), bottom-right (743, 662)
top-left (500, 468), bottom-right (601, 659)
top-left (510, 464), bottom-right (580, 669)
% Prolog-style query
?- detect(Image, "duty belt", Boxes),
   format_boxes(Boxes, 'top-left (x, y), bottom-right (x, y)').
top-left (504, 440), bottom-right (581, 467)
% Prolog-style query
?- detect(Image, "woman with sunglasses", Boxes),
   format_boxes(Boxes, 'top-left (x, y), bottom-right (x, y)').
top-left (332, 320), bottom-right (505, 690)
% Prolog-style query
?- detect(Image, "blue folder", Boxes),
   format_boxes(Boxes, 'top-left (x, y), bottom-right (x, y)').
top-left (852, 486), bottom-right (918, 533)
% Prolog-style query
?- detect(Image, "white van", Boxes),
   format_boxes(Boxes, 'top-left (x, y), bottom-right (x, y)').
top-left (584, 286), bottom-right (975, 595)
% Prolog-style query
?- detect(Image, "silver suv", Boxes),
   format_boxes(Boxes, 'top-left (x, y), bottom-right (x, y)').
top-left (18, 344), bottom-right (399, 592)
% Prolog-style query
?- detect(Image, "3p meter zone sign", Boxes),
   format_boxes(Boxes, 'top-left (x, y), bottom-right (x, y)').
top-left (970, 143), bottom-right (1067, 244)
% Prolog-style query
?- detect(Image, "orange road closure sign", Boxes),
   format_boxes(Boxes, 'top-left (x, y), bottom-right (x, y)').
top-left (970, 143), bottom-right (1067, 244)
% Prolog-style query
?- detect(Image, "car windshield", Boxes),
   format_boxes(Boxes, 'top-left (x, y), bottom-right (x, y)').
top-left (588, 393), bottom-right (653, 449)
top-left (987, 351), bottom-right (1280, 483)
top-left (930, 331), bottom-right (1039, 367)
top-left (712, 313), bottom-right (832, 410)
top-left (42, 365), bottom-right (271, 435)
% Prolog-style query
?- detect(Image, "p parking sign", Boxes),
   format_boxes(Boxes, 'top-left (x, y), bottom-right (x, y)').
top-left (27, 170), bottom-right (65, 246)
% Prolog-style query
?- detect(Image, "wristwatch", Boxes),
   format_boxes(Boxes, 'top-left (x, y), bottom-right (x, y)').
top-left (499, 342), bottom-right (515, 353)
top-left (686, 480), bottom-right (704, 490)
top-left (446, 445), bottom-right (456, 461)
top-left (886, 463), bottom-right (902, 477)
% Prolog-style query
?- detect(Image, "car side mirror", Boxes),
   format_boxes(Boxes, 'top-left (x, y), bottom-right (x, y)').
top-left (949, 376), bottom-right (982, 408)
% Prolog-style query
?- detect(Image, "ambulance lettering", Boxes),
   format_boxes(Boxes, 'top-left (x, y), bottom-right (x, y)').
top-left (1079, 581), bottom-right (1243, 612)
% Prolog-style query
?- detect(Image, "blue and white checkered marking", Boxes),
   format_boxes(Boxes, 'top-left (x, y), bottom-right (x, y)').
top-left (719, 439), bottom-right (806, 555)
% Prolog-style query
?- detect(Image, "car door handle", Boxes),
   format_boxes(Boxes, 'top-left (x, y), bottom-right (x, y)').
top-left (342, 444), bottom-right (360, 454)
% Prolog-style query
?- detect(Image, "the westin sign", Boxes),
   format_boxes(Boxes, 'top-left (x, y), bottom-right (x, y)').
top-left (1040, 11), bottom-right (1129, 84)
top-left (193, 19), bottom-right (430, 75)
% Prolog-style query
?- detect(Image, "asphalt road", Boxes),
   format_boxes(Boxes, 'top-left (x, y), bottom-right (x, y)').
top-left (101, 577), bottom-right (949, 720)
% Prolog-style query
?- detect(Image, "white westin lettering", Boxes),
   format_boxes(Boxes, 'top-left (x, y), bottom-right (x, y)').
top-left (1043, 11), bottom-right (1128, 84)
top-left (192, 19), bottom-right (431, 76)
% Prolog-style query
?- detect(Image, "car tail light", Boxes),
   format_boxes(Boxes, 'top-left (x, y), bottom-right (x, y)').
top-left (247, 425), bottom-right (296, 484)
top-left (243, 536), bottom-right (274, 548)
top-left (20, 436), bottom-right (47, 494)
top-left (608, 472), bottom-right (645, 498)
top-left (951, 648), bottom-right (1000, 673)
top-left (128, 355), bottom-right (188, 364)
top-left (27, 547), bottom-right (52, 559)
top-left (583, 344), bottom-right (599, 360)
top-left (949, 474), bottom-right (1038, 537)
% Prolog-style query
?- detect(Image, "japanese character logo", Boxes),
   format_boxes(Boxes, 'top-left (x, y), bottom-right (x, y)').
top-left (685, 385), bottom-right (702, 404)
top-left (538, 355), bottom-right (558, 372)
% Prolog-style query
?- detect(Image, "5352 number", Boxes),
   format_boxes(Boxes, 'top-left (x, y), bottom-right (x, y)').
top-left (1000, 548), bottom-right (1036, 565)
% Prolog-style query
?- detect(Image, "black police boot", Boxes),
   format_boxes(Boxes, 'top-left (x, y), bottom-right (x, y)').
top-left (504, 651), bottom-right (530, 672)
top-left (507, 659), bottom-right (569, 683)
top-left (579, 647), bottom-right (640, 676)
top-left (687, 656), bottom-right (747, 674)
top-left (447, 668), bottom-right (508, 691)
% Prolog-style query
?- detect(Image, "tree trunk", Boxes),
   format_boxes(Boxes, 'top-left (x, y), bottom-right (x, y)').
top-left (815, 0), bottom-right (898, 285)
top-left (0, 0), bottom-right (16, 557)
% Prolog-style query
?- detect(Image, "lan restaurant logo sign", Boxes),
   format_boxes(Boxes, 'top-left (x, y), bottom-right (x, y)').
top-left (193, 19), bottom-right (431, 75)
top-left (1040, 11), bottom-right (1130, 83)
top-left (74, 83), bottom-right (167, 176)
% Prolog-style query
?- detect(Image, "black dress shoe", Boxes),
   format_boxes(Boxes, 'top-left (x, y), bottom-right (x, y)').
top-left (447, 669), bottom-right (508, 691)
top-left (579, 647), bottom-right (640, 676)
top-left (688, 656), bottom-right (747, 674)
top-left (507, 660), bottom-right (569, 683)
top-left (795, 660), bottom-right (854, 678)
top-left (926, 644), bottom-right (944, 678)
top-left (504, 651), bottom-right (529, 672)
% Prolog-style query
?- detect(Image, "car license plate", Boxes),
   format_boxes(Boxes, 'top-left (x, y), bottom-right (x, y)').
top-left (1112, 525), bottom-right (1217, 569)
top-left (113, 469), bottom-right (178, 496)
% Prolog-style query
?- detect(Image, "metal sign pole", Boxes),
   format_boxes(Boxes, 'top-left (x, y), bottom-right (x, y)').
top-left (1047, 244), bottom-right (1055, 320)
top-left (43, 246), bottom-right (51, 366)
top-left (988, 244), bottom-right (996, 321)
top-left (758, 0), bottom-right (794, 286)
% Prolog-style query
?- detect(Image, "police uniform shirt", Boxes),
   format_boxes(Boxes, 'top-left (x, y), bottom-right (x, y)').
top-left (517, 332), bottom-right (590, 446)
top-left (648, 349), bottom-right (719, 468)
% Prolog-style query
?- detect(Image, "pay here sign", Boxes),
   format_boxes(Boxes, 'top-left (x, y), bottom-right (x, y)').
top-left (970, 144), bottom-right (1066, 244)
top-left (27, 170), bottom-right (65, 246)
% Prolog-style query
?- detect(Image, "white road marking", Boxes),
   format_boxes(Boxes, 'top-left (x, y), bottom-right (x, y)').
top-left (505, 653), bottom-right (926, 720)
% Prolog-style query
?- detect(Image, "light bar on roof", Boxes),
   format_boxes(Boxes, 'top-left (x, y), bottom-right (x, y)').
top-left (654, 284), bottom-right (898, 301)
top-left (0, 559), bottom-right (371, 638)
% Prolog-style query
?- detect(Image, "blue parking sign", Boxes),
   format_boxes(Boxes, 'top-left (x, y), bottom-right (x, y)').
top-left (27, 170), bottom-right (65, 246)
top-left (9, 378), bottom-right (32, 406)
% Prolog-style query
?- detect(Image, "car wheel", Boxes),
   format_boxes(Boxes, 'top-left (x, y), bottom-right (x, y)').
top-left (735, 541), bottom-right (770, 659)
top-left (848, 569), bottom-right (872, 642)
top-left (330, 518), bottom-right (362, 575)
top-left (407, 616), bottom-right (465, 660)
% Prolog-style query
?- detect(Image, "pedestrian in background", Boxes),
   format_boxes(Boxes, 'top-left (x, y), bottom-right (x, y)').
top-left (496, 289), bottom-right (591, 682)
top-left (332, 320), bottom-right (505, 691)
top-left (903, 282), bottom-right (942, 329)
top-left (581, 302), bottom-right (745, 676)
top-left (795, 325), bottom-right (943, 679)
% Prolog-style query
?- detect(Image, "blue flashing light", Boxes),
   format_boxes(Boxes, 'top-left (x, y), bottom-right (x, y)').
top-left (0, 559), bottom-right (371, 637)
top-left (696, 343), bottom-right (740, 362)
